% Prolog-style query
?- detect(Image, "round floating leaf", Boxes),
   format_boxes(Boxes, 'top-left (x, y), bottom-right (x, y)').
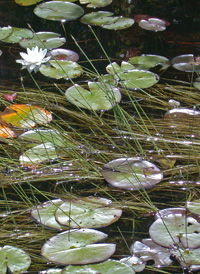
top-left (0, 125), bottom-right (16, 139)
top-left (65, 82), bottom-right (121, 111)
top-left (34, 1), bottom-right (84, 21)
top-left (39, 269), bottom-right (62, 274)
top-left (193, 77), bottom-right (200, 90)
top-left (19, 142), bottom-right (61, 165)
top-left (0, 245), bottom-right (31, 274)
top-left (120, 256), bottom-right (145, 272)
top-left (31, 199), bottom-right (69, 230)
top-left (164, 108), bottom-right (200, 126)
top-left (19, 129), bottom-right (73, 147)
top-left (55, 197), bottom-right (122, 228)
top-left (62, 259), bottom-right (135, 274)
top-left (128, 54), bottom-right (170, 70)
top-left (187, 200), bottom-right (200, 216)
top-left (106, 61), bottom-right (135, 75)
top-left (41, 228), bottom-right (116, 265)
top-left (81, 11), bottom-right (134, 30)
top-left (80, 0), bottom-right (112, 8)
top-left (101, 158), bottom-right (163, 190)
top-left (149, 214), bottom-right (200, 249)
top-left (47, 48), bottom-right (79, 62)
top-left (15, 0), bottom-right (42, 5)
top-left (39, 60), bottom-right (83, 79)
top-left (131, 239), bottom-right (172, 266)
top-left (171, 54), bottom-right (200, 72)
top-left (2, 27), bottom-right (33, 43)
top-left (20, 32), bottom-right (65, 50)
top-left (0, 104), bottom-right (52, 129)
top-left (0, 26), bottom-right (13, 40)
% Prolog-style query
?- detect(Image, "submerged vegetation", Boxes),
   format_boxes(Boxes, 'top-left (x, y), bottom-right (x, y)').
top-left (1, 0), bottom-right (200, 273)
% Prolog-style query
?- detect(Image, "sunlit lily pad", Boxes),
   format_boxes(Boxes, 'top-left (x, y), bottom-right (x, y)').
top-left (2, 27), bottom-right (33, 43)
top-left (41, 228), bottom-right (116, 264)
top-left (34, 1), bottom-right (84, 21)
top-left (55, 197), bottom-right (122, 228)
top-left (149, 214), bottom-right (200, 249)
top-left (31, 199), bottom-right (69, 230)
top-left (81, 11), bottom-right (134, 30)
top-left (171, 54), bottom-right (200, 72)
top-left (0, 245), bottom-right (31, 274)
top-left (106, 62), bottom-right (136, 74)
top-left (187, 200), bottom-right (200, 216)
top-left (193, 77), bottom-right (200, 90)
top-left (47, 48), bottom-right (79, 62)
top-left (39, 60), bottom-right (83, 79)
top-left (19, 142), bottom-right (61, 165)
top-left (62, 259), bottom-right (135, 274)
top-left (80, 0), bottom-right (112, 8)
top-left (0, 26), bottom-right (13, 40)
top-left (20, 32), bottom-right (66, 50)
top-left (164, 108), bottom-right (200, 126)
top-left (131, 239), bottom-right (172, 266)
top-left (120, 256), bottom-right (145, 272)
top-left (0, 104), bottom-right (52, 129)
top-left (39, 269), bottom-right (62, 274)
top-left (101, 158), bottom-right (163, 190)
top-left (15, 0), bottom-right (42, 5)
top-left (128, 54), bottom-right (170, 70)
top-left (19, 129), bottom-right (72, 147)
top-left (65, 82), bottom-right (121, 110)
top-left (0, 125), bottom-right (16, 139)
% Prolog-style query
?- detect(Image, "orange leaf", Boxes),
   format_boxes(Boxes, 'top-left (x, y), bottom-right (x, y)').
top-left (0, 125), bottom-right (16, 138)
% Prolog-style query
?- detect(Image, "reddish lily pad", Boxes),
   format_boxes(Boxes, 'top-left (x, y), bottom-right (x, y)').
top-left (47, 48), bottom-right (79, 62)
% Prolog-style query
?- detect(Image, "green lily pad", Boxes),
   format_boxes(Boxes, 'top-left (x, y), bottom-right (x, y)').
top-left (39, 60), bottom-right (83, 79)
top-left (19, 129), bottom-right (72, 147)
top-left (19, 32), bottom-right (66, 50)
top-left (39, 269), bottom-right (62, 274)
top-left (2, 27), bottom-right (33, 43)
top-left (41, 228), bottom-right (116, 264)
top-left (65, 82), bottom-right (121, 110)
top-left (187, 200), bottom-right (200, 215)
top-left (19, 142), bottom-right (61, 165)
top-left (128, 54), bottom-right (170, 70)
top-left (81, 11), bottom-right (134, 30)
top-left (55, 197), bottom-right (122, 228)
top-left (15, 0), bottom-right (42, 5)
top-left (101, 158), bottom-right (163, 190)
top-left (0, 26), bottom-right (13, 40)
top-left (0, 245), bottom-right (31, 274)
top-left (80, 0), bottom-right (112, 7)
top-left (31, 199), bottom-right (69, 230)
top-left (149, 214), bottom-right (200, 249)
top-left (106, 61), bottom-right (136, 75)
top-left (34, 1), bottom-right (84, 21)
top-left (62, 259), bottom-right (135, 274)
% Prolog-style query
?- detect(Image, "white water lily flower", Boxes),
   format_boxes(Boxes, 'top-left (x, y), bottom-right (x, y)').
top-left (16, 46), bottom-right (51, 73)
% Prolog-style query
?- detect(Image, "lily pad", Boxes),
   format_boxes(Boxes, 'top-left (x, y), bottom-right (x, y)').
top-left (47, 48), bottom-right (79, 62)
top-left (0, 104), bottom-right (52, 129)
top-left (15, 0), bottom-right (42, 5)
top-left (34, 1), bottom-right (84, 21)
top-left (0, 125), bottom-right (16, 139)
top-left (39, 269), bottom-right (62, 274)
top-left (131, 239), bottom-right (172, 266)
top-left (41, 228), bottom-right (116, 264)
top-left (0, 26), bottom-right (13, 40)
top-left (171, 54), bottom-right (200, 72)
top-left (0, 245), bottom-right (31, 274)
top-left (149, 214), bottom-right (200, 249)
top-left (31, 199), bottom-right (69, 230)
top-left (55, 197), bottom-right (122, 228)
top-left (39, 60), bottom-right (83, 79)
top-left (65, 81), bottom-right (121, 111)
top-left (164, 108), bottom-right (200, 126)
top-left (120, 256), bottom-right (145, 272)
top-left (80, 0), bottom-right (112, 8)
top-left (19, 129), bottom-right (72, 147)
top-left (81, 11), bottom-right (134, 30)
top-left (20, 32), bottom-right (66, 50)
top-left (62, 259), bottom-right (135, 274)
top-left (19, 142), bottom-right (61, 165)
top-left (187, 200), bottom-right (200, 216)
top-left (128, 54), bottom-right (170, 70)
top-left (101, 158), bottom-right (163, 190)
top-left (2, 27), bottom-right (33, 43)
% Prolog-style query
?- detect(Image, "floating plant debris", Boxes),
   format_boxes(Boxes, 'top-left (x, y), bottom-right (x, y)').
top-left (47, 48), bottom-right (79, 62)
top-left (0, 104), bottom-right (52, 128)
top-left (41, 228), bottom-right (116, 265)
top-left (0, 245), bottom-right (31, 274)
top-left (101, 158), bottom-right (163, 190)
top-left (34, 1), bottom-right (84, 21)
top-left (65, 81), bottom-right (121, 111)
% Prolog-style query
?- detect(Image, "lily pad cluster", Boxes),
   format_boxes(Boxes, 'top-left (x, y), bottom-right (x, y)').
top-left (131, 207), bottom-right (200, 271)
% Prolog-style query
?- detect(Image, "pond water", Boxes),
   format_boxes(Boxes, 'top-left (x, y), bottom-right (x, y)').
top-left (1, 1), bottom-right (200, 274)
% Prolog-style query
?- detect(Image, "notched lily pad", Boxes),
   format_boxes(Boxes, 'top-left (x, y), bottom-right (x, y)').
top-left (2, 27), bottom-right (33, 43)
top-left (55, 197), bottom-right (122, 228)
top-left (128, 54), bottom-right (170, 70)
top-left (171, 54), bottom-right (200, 72)
top-left (65, 81), bottom-right (121, 111)
top-left (81, 11), bottom-right (134, 30)
top-left (0, 26), bottom-right (13, 40)
top-left (20, 32), bottom-right (66, 50)
top-left (62, 259), bottom-right (135, 274)
top-left (101, 157), bottom-right (163, 190)
top-left (41, 228), bottom-right (116, 265)
top-left (34, 1), bottom-right (84, 21)
top-left (39, 60), bottom-right (83, 79)
top-left (0, 245), bottom-right (31, 274)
